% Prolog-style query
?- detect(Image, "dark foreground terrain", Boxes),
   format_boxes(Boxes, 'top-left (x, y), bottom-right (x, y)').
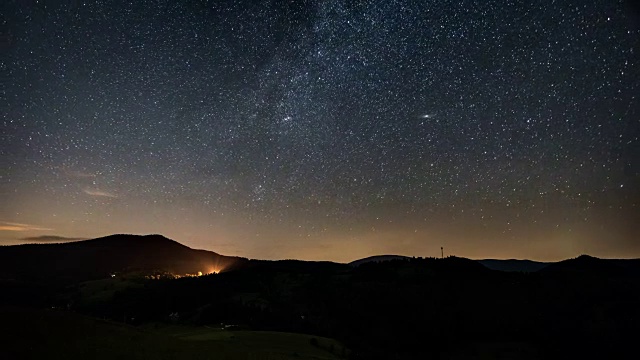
top-left (1, 235), bottom-right (638, 359)
top-left (0, 306), bottom-right (343, 360)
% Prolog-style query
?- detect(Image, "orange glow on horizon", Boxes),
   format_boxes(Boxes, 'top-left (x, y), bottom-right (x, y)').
top-left (205, 267), bottom-right (221, 275)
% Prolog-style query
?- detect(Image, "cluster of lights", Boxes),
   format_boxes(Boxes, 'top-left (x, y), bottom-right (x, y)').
top-left (145, 269), bottom-right (221, 280)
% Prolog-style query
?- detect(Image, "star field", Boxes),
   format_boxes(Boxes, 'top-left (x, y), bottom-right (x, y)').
top-left (2, 0), bottom-right (639, 261)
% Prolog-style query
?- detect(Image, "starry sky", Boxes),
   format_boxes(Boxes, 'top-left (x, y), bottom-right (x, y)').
top-left (2, 0), bottom-right (639, 262)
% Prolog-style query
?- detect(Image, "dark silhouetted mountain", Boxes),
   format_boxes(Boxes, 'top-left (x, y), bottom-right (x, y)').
top-left (348, 255), bottom-right (410, 267)
top-left (0, 234), bottom-right (247, 283)
top-left (540, 254), bottom-right (640, 277)
top-left (478, 259), bottom-right (550, 272)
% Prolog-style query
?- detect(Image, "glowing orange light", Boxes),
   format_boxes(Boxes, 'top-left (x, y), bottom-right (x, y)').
top-left (204, 267), bottom-right (221, 275)
top-left (203, 257), bottom-right (235, 275)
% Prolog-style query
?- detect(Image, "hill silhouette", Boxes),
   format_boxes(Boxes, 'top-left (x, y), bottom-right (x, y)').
top-left (2, 235), bottom-right (639, 359)
top-left (540, 254), bottom-right (640, 277)
top-left (478, 259), bottom-right (550, 272)
top-left (348, 255), bottom-right (410, 267)
top-left (0, 234), bottom-right (247, 283)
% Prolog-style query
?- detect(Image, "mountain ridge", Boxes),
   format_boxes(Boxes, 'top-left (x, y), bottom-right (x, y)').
top-left (0, 234), bottom-right (246, 283)
top-left (3, 235), bottom-right (639, 282)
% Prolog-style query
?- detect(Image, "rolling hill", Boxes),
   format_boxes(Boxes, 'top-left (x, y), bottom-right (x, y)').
top-left (539, 254), bottom-right (640, 277)
top-left (477, 259), bottom-right (550, 272)
top-left (348, 254), bottom-right (410, 267)
top-left (0, 234), bottom-right (247, 283)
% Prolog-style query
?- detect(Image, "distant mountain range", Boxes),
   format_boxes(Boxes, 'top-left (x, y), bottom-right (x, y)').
top-left (478, 255), bottom-right (640, 275)
top-left (541, 254), bottom-right (640, 277)
top-left (0, 234), bottom-right (246, 283)
top-left (477, 259), bottom-right (550, 272)
top-left (351, 253), bottom-right (640, 275)
top-left (348, 255), bottom-right (411, 267)
top-left (350, 255), bottom-right (551, 272)
top-left (1, 234), bottom-right (638, 283)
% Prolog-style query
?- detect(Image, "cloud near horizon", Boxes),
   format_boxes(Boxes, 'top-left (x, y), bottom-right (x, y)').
top-left (83, 188), bottom-right (118, 198)
top-left (18, 235), bottom-right (87, 242)
top-left (0, 222), bottom-right (53, 231)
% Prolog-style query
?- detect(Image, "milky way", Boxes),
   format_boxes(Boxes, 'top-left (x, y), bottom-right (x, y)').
top-left (2, 0), bottom-right (639, 261)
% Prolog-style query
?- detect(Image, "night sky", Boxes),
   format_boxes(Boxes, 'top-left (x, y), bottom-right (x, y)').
top-left (2, 0), bottom-right (639, 262)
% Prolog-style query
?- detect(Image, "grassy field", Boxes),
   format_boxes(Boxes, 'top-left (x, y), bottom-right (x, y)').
top-left (0, 307), bottom-right (345, 360)
top-left (76, 277), bottom-right (143, 303)
top-left (151, 324), bottom-right (346, 358)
